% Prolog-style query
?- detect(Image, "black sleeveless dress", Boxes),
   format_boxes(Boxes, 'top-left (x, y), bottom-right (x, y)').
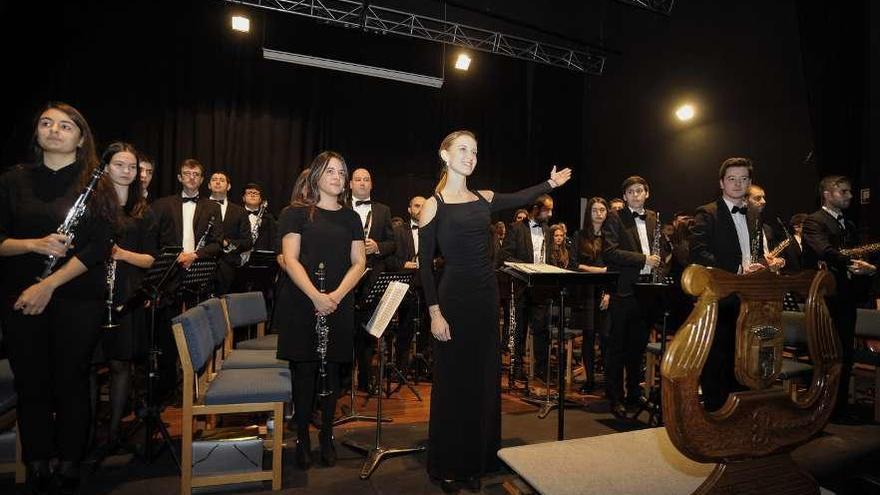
top-left (418, 182), bottom-right (552, 480)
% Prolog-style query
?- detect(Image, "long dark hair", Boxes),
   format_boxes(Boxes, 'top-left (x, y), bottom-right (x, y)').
top-left (549, 223), bottom-right (570, 268)
top-left (295, 151), bottom-right (348, 219)
top-left (578, 197), bottom-right (609, 264)
top-left (30, 101), bottom-right (117, 223)
top-left (102, 141), bottom-right (148, 219)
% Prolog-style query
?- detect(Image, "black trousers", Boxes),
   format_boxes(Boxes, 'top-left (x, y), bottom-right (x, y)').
top-left (699, 295), bottom-right (741, 411)
top-left (606, 295), bottom-right (650, 404)
top-left (354, 310), bottom-right (375, 389)
top-left (513, 297), bottom-right (548, 376)
top-left (828, 296), bottom-right (857, 414)
top-left (3, 298), bottom-right (103, 463)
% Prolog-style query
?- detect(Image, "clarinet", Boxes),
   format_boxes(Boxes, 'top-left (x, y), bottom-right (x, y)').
top-left (315, 262), bottom-right (332, 398)
top-left (750, 214), bottom-right (763, 266)
top-left (38, 160), bottom-right (109, 280)
top-left (507, 279), bottom-right (517, 384)
top-left (363, 210), bottom-right (373, 239)
top-left (101, 257), bottom-right (120, 329)
top-left (651, 212), bottom-right (663, 283)
top-left (241, 201), bottom-right (268, 265)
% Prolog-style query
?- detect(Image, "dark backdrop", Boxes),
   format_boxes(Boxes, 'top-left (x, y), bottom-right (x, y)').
top-left (0, 0), bottom-right (875, 236)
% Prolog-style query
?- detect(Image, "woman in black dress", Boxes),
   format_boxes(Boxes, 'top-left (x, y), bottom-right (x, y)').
top-left (274, 152), bottom-right (366, 469)
top-left (91, 142), bottom-right (157, 449)
top-left (0, 102), bottom-right (117, 493)
top-left (572, 197), bottom-right (611, 394)
top-left (418, 130), bottom-right (571, 491)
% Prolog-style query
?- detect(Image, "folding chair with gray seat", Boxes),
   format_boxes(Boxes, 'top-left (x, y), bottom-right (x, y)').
top-left (0, 358), bottom-right (24, 483)
top-left (197, 297), bottom-right (287, 370)
top-left (853, 308), bottom-right (880, 422)
top-left (172, 305), bottom-right (289, 492)
top-left (222, 292), bottom-right (278, 353)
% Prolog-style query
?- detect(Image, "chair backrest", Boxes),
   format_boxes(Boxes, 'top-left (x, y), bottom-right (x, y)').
top-left (781, 311), bottom-right (807, 347)
top-left (172, 306), bottom-right (214, 373)
top-left (855, 309), bottom-right (880, 339)
top-left (222, 292), bottom-right (267, 328)
top-left (198, 298), bottom-right (228, 348)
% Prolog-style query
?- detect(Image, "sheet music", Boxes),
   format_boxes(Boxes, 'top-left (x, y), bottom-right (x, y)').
top-left (503, 262), bottom-right (574, 274)
top-left (365, 281), bottom-right (409, 338)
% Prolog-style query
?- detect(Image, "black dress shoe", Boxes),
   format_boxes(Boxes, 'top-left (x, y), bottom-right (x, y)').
top-left (610, 402), bottom-right (628, 419)
top-left (319, 432), bottom-right (337, 467)
top-left (430, 476), bottom-right (460, 493)
top-left (578, 382), bottom-right (595, 395)
top-left (464, 476), bottom-right (482, 493)
top-left (54, 461), bottom-right (81, 495)
top-left (295, 439), bottom-right (312, 470)
top-left (25, 460), bottom-right (52, 495)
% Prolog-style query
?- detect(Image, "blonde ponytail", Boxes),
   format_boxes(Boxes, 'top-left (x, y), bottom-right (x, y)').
top-left (435, 129), bottom-right (476, 194)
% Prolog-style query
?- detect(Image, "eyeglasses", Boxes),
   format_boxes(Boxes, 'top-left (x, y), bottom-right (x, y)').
top-left (180, 171), bottom-right (202, 178)
top-left (244, 191), bottom-right (261, 196)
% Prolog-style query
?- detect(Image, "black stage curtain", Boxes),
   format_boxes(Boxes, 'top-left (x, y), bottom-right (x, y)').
top-left (0, 0), bottom-right (587, 226)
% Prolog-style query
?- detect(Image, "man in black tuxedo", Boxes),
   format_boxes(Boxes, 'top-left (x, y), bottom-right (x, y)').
top-left (601, 176), bottom-right (662, 417)
top-left (349, 168), bottom-right (396, 392)
top-left (139, 153), bottom-right (155, 203)
top-left (388, 196), bottom-right (427, 371)
top-left (782, 213), bottom-right (807, 272)
top-left (690, 157), bottom-right (764, 412)
top-left (744, 184), bottom-right (787, 272)
top-left (802, 175), bottom-right (876, 421)
top-left (232, 182), bottom-right (277, 291)
top-left (151, 158), bottom-right (224, 394)
top-left (502, 194), bottom-right (554, 382)
top-left (207, 171), bottom-right (253, 295)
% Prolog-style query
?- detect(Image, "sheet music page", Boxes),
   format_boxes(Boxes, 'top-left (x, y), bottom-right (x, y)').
top-left (503, 262), bottom-right (574, 274)
top-left (366, 280), bottom-right (410, 338)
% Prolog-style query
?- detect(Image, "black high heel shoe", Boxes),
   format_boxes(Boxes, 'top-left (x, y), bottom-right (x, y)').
top-left (295, 438), bottom-right (312, 470)
top-left (319, 431), bottom-right (337, 467)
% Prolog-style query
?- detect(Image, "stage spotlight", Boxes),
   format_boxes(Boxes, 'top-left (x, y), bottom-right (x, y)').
top-left (455, 53), bottom-right (472, 71)
top-left (231, 15), bottom-right (250, 33)
top-left (675, 104), bottom-right (695, 121)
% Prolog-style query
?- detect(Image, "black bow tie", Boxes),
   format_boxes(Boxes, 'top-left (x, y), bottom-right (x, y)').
top-left (248, 210), bottom-right (260, 217)
top-left (531, 223), bottom-right (543, 229)
top-left (410, 224), bottom-right (419, 230)
top-left (731, 206), bottom-right (747, 215)
top-left (355, 200), bottom-right (371, 207)
top-left (213, 199), bottom-right (225, 205)
top-left (631, 210), bottom-right (646, 221)
top-left (182, 196), bottom-right (199, 203)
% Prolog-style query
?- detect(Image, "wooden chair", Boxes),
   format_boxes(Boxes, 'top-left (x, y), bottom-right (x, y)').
top-left (217, 295), bottom-right (287, 370)
top-left (854, 308), bottom-right (880, 422)
top-left (172, 305), bottom-right (289, 492)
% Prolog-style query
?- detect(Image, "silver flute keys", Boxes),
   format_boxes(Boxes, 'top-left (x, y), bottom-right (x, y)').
top-left (315, 262), bottom-right (332, 398)
top-left (39, 160), bottom-right (109, 280)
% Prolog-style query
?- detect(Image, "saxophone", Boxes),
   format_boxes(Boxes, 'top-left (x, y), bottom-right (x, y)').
top-left (39, 160), bottom-right (109, 280)
top-left (315, 262), bottom-right (332, 398)
top-left (651, 211), bottom-right (664, 283)
top-left (101, 257), bottom-right (120, 329)
top-left (841, 243), bottom-right (880, 259)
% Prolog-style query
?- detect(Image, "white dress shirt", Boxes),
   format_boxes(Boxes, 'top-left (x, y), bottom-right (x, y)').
top-left (410, 220), bottom-right (419, 258)
top-left (723, 197), bottom-right (752, 272)
top-left (210, 196), bottom-right (229, 220)
top-left (529, 220), bottom-right (546, 264)
top-left (182, 193), bottom-right (198, 252)
top-left (353, 197), bottom-right (372, 231)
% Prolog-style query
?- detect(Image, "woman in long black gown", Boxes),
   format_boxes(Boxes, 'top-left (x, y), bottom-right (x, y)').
top-left (274, 152), bottom-right (366, 469)
top-left (418, 130), bottom-right (571, 491)
top-left (91, 142), bottom-right (157, 449)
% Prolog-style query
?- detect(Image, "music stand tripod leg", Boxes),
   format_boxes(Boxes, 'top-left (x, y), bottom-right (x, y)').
top-left (343, 335), bottom-right (425, 479)
top-left (334, 339), bottom-right (392, 426)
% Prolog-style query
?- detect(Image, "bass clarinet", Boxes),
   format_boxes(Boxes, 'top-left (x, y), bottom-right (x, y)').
top-left (39, 160), bottom-right (109, 280)
top-left (315, 262), bottom-right (332, 398)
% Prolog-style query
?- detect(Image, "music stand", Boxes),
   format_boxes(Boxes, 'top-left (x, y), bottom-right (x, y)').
top-left (115, 247), bottom-right (182, 470)
top-left (344, 275), bottom-right (425, 479)
top-left (501, 264), bottom-right (618, 440)
top-left (181, 258), bottom-right (218, 303)
top-left (404, 286), bottom-right (431, 385)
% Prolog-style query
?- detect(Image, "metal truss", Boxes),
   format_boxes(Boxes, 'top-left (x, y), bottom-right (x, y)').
top-left (615, 0), bottom-right (675, 16)
top-left (225, 0), bottom-right (606, 75)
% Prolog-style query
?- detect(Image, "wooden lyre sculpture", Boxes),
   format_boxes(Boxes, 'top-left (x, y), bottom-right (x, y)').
top-left (662, 265), bottom-right (840, 494)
